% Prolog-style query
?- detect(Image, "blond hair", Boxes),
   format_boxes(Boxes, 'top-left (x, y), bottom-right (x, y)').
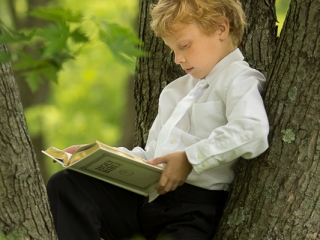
top-left (150, 0), bottom-right (246, 46)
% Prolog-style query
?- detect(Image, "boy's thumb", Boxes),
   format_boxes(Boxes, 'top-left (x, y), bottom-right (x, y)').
top-left (149, 157), bottom-right (166, 165)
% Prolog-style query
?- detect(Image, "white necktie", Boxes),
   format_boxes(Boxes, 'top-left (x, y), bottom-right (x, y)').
top-left (154, 79), bottom-right (209, 158)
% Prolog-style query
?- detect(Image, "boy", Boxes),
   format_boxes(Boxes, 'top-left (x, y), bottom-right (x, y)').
top-left (47, 0), bottom-right (269, 239)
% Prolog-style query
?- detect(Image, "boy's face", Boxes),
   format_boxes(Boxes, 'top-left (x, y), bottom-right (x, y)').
top-left (162, 22), bottom-right (231, 80)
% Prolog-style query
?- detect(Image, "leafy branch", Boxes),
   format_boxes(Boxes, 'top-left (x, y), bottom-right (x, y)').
top-left (0, 7), bottom-right (145, 91)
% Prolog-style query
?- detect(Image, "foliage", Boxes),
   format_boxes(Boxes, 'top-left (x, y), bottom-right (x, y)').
top-left (98, 20), bottom-right (142, 69)
top-left (0, 6), bottom-right (144, 91)
top-left (0, 0), bottom-right (140, 176)
top-left (38, 1), bottom-right (139, 175)
top-left (276, 0), bottom-right (290, 34)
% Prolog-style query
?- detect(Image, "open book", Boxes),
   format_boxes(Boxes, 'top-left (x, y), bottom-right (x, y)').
top-left (42, 141), bottom-right (162, 201)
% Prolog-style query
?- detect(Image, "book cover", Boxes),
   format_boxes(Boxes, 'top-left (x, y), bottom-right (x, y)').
top-left (42, 141), bottom-right (162, 199)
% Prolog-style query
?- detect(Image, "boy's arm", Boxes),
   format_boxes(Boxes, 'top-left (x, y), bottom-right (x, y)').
top-left (149, 151), bottom-right (192, 195)
top-left (186, 72), bottom-right (269, 174)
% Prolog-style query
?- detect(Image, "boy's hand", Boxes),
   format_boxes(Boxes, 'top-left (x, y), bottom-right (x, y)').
top-left (149, 151), bottom-right (192, 195)
top-left (52, 145), bottom-right (83, 163)
top-left (63, 145), bottom-right (83, 154)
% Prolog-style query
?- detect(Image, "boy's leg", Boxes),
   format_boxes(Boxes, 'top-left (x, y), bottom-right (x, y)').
top-left (138, 183), bottom-right (228, 240)
top-left (47, 169), bottom-right (144, 240)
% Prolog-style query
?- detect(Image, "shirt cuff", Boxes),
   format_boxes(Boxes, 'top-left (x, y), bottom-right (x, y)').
top-left (185, 129), bottom-right (254, 174)
top-left (185, 140), bottom-right (219, 174)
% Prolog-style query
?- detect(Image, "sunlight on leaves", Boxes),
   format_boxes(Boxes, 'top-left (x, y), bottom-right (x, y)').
top-left (1, 0), bottom-right (139, 178)
top-left (97, 20), bottom-right (145, 69)
top-left (276, 0), bottom-right (290, 35)
top-left (29, 7), bottom-right (83, 23)
top-left (0, 26), bottom-right (34, 43)
top-left (0, 5), bottom-right (142, 90)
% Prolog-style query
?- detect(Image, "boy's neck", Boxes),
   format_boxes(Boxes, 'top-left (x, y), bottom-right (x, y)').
top-left (221, 37), bottom-right (238, 59)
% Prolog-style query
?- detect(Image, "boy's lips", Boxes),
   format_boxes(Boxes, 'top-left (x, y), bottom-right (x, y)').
top-left (185, 67), bottom-right (194, 73)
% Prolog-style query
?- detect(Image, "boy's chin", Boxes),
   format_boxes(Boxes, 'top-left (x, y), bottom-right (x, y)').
top-left (187, 69), bottom-right (208, 79)
top-left (189, 73), bottom-right (207, 80)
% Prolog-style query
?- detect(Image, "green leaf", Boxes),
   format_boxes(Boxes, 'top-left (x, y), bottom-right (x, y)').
top-left (42, 66), bottom-right (58, 83)
top-left (0, 27), bottom-right (33, 44)
top-left (30, 7), bottom-right (83, 23)
top-left (35, 22), bottom-right (70, 57)
top-left (0, 52), bottom-right (11, 64)
top-left (23, 65), bottom-right (58, 92)
top-left (24, 70), bottom-right (43, 92)
top-left (46, 52), bottom-right (74, 70)
top-left (97, 20), bottom-right (145, 67)
top-left (70, 28), bottom-right (89, 44)
top-left (12, 52), bottom-right (40, 71)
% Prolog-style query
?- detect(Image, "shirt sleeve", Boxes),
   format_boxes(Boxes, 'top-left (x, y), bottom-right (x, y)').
top-left (185, 70), bottom-right (269, 174)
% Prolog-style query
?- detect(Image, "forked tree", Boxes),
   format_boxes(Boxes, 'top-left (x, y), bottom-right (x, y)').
top-left (135, 0), bottom-right (320, 239)
top-left (0, 0), bottom-right (319, 239)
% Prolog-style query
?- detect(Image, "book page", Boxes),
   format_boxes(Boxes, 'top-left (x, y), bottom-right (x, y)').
top-left (97, 141), bottom-right (150, 164)
top-left (42, 147), bottom-right (72, 166)
top-left (68, 141), bottom-right (155, 167)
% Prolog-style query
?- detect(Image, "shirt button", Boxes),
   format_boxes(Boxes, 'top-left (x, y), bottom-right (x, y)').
top-left (170, 139), bottom-right (176, 144)
top-left (197, 153), bottom-right (203, 159)
top-left (182, 126), bottom-right (188, 131)
top-left (201, 161), bottom-right (208, 168)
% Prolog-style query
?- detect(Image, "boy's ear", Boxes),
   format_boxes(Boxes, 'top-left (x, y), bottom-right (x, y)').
top-left (217, 20), bottom-right (230, 40)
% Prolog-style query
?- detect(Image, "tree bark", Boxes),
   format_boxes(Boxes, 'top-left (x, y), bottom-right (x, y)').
top-left (118, 75), bottom-right (137, 148)
top-left (0, 30), bottom-right (57, 239)
top-left (215, 0), bottom-right (320, 239)
top-left (134, 0), bottom-right (184, 147)
top-left (239, 0), bottom-right (277, 78)
top-left (8, 0), bottom-right (52, 183)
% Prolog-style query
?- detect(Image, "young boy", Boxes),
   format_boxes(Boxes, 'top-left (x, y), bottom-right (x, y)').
top-left (47, 0), bottom-right (269, 239)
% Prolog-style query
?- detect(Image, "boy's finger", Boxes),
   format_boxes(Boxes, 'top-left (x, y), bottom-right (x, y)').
top-left (149, 157), bottom-right (167, 165)
top-left (157, 180), bottom-right (179, 195)
top-left (155, 174), bottom-right (169, 193)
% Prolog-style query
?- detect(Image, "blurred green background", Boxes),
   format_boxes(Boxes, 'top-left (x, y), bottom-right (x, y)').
top-left (0, 0), bottom-right (290, 180)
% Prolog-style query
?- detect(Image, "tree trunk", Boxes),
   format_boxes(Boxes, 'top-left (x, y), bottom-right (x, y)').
top-left (8, 0), bottom-right (52, 183)
top-left (135, 0), bottom-right (320, 239)
top-left (239, 0), bottom-right (277, 78)
top-left (0, 31), bottom-right (57, 239)
top-left (134, 0), bottom-right (184, 147)
top-left (118, 75), bottom-right (137, 148)
top-left (215, 0), bottom-right (320, 239)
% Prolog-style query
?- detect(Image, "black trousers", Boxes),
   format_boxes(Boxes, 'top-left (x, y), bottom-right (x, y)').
top-left (47, 169), bottom-right (228, 240)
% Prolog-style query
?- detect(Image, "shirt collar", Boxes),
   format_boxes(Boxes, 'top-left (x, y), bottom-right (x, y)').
top-left (203, 48), bottom-right (244, 85)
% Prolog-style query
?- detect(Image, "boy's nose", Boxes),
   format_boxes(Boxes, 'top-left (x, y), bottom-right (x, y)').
top-left (174, 53), bottom-right (186, 64)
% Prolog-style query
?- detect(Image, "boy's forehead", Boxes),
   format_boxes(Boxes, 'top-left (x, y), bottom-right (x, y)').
top-left (162, 32), bottom-right (187, 47)
top-left (162, 23), bottom-right (198, 44)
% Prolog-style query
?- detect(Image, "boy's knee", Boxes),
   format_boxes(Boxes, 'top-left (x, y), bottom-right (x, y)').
top-left (47, 170), bottom-right (72, 195)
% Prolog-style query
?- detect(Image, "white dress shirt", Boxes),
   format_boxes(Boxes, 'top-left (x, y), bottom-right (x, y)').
top-left (119, 48), bottom-right (269, 191)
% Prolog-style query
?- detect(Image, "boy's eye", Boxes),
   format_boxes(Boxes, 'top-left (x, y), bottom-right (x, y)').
top-left (180, 43), bottom-right (190, 49)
